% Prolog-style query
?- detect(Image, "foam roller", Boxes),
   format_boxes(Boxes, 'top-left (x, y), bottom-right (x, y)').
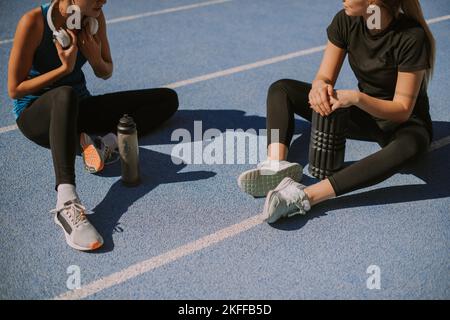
top-left (308, 109), bottom-right (350, 180)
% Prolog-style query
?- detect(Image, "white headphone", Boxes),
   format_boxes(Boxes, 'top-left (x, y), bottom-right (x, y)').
top-left (47, 1), bottom-right (99, 49)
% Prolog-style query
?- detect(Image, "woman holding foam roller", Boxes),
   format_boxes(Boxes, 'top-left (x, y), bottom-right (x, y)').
top-left (8, 0), bottom-right (179, 251)
top-left (238, 0), bottom-right (435, 223)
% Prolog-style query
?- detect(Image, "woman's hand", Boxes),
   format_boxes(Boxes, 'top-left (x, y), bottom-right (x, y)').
top-left (309, 80), bottom-right (334, 116)
top-left (330, 90), bottom-right (360, 111)
top-left (78, 27), bottom-right (102, 64)
top-left (55, 29), bottom-right (78, 75)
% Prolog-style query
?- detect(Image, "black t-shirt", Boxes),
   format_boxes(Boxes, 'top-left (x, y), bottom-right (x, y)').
top-left (327, 10), bottom-right (432, 138)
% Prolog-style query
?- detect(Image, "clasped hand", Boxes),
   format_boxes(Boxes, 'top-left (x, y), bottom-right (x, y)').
top-left (308, 81), bottom-right (359, 116)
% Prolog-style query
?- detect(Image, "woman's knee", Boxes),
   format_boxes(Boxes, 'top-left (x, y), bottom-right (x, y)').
top-left (268, 79), bottom-right (291, 98)
top-left (391, 125), bottom-right (430, 159)
top-left (166, 88), bottom-right (179, 111)
top-left (160, 88), bottom-right (179, 117)
top-left (268, 79), bottom-right (310, 95)
top-left (267, 79), bottom-right (310, 111)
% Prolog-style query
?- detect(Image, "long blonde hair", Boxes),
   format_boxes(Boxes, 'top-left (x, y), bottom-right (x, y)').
top-left (379, 0), bottom-right (436, 85)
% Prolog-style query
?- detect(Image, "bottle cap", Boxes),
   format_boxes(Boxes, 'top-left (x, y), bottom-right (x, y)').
top-left (117, 114), bottom-right (137, 134)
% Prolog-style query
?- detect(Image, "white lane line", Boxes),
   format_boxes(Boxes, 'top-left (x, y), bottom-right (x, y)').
top-left (107, 0), bottom-right (232, 24)
top-left (0, 39), bottom-right (13, 45)
top-left (54, 213), bottom-right (267, 300)
top-left (0, 9), bottom-right (447, 46)
top-left (166, 45), bottom-right (327, 89)
top-left (0, 0), bottom-right (232, 45)
top-left (1, 8), bottom-right (447, 300)
top-left (162, 12), bottom-right (450, 89)
top-left (0, 45), bottom-right (326, 135)
top-left (0, 124), bottom-right (18, 134)
top-left (52, 134), bottom-right (450, 300)
top-left (427, 15), bottom-right (450, 24)
top-left (1, 12), bottom-right (449, 134)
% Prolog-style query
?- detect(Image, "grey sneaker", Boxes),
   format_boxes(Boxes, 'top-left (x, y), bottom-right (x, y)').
top-left (263, 177), bottom-right (311, 224)
top-left (238, 160), bottom-right (302, 197)
top-left (80, 133), bottom-right (119, 173)
top-left (93, 135), bottom-right (120, 166)
top-left (50, 200), bottom-right (103, 251)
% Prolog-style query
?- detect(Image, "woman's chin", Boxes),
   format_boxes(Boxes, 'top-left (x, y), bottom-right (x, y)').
top-left (344, 9), bottom-right (358, 17)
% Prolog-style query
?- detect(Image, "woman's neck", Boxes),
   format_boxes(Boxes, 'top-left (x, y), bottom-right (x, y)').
top-left (363, 6), bottom-right (395, 35)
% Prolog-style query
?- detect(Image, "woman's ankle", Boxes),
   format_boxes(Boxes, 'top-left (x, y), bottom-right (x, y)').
top-left (56, 184), bottom-right (79, 209)
top-left (267, 143), bottom-right (288, 161)
top-left (304, 179), bottom-right (336, 207)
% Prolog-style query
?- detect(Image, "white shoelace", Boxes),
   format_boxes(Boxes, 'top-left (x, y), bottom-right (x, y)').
top-left (279, 183), bottom-right (311, 217)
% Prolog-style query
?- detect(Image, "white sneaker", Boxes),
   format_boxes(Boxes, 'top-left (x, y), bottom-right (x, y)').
top-left (237, 160), bottom-right (302, 197)
top-left (50, 199), bottom-right (103, 251)
top-left (263, 177), bottom-right (311, 224)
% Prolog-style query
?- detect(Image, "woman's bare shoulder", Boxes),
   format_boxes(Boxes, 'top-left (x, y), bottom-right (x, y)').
top-left (14, 7), bottom-right (44, 44)
top-left (17, 7), bottom-right (44, 34)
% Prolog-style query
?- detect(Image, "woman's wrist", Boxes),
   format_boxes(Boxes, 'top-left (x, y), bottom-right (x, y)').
top-left (312, 79), bottom-right (327, 88)
top-left (57, 65), bottom-right (71, 77)
top-left (353, 91), bottom-right (361, 105)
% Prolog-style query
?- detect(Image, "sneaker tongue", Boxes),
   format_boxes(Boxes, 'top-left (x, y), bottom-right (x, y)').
top-left (102, 133), bottom-right (118, 150)
top-left (62, 199), bottom-right (85, 213)
top-left (280, 184), bottom-right (311, 212)
top-left (280, 183), bottom-right (300, 202)
top-left (93, 137), bottom-right (103, 149)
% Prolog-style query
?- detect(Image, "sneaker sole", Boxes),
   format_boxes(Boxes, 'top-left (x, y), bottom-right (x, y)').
top-left (80, 133), bottom-right (104, 173)
top-left (54, 214), bottom-right (104, 251)
top-left (238, 163), bottom-right (302, 197)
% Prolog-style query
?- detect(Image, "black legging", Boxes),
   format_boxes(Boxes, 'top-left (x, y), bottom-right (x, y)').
top-left (16, 86), bottom-right (179, 189)
top-left (266, 79), bottom-right (431, 197)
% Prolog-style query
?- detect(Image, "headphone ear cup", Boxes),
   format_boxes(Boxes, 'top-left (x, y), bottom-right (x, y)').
top-left (83, 17), bottom-right (99, 35)
top-left (54, 29), bottom-right (71, 49)
top-left (59, 29), bottom-right (72, 49)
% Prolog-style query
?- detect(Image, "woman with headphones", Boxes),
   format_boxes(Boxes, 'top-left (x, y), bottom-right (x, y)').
top-left (238, 0), bottom-right (435, 223)
top-left (8, 0), bottom-right (179, 251)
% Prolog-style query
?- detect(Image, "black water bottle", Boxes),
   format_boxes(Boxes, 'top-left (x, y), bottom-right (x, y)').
top-left (117, 114), bottom-right (141, 187)
top-left (308, 109), bottom-right (350, 180)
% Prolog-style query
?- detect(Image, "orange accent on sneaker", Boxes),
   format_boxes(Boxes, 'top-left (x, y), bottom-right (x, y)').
top-left (90, 241), bottom-right (103, 250)
top-left (80, 133), bottom-right (104, 173)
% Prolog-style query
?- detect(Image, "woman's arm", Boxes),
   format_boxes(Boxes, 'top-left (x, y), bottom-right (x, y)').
top-left (331, 70), bottom-right (426, 123)
top-left (314, 41), bottom-right (346, 86)
top-left (8, 10), bottom-right (74, 99)
top-left (309, 41), bottom-right (347, 116)
top-left (78, 11), bottom-right (113, 79)
top-left (357, 71), bottom-right (425, 122)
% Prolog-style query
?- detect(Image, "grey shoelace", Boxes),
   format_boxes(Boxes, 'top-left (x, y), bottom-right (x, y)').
top-left (51, 202), bottom-right (88, 227)
top-left (279, 183), bottom-right (311, 216)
